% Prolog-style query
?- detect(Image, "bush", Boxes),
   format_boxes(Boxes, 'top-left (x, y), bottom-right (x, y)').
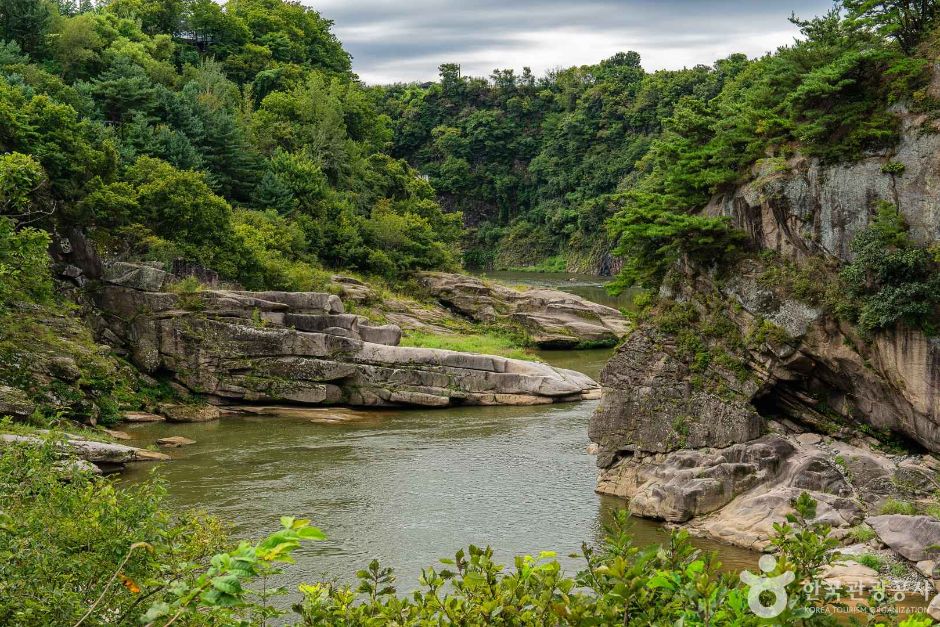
top-left (0, 217), bottom-right (52, 310)
top-left (0, 439), bottom-right (228, 626)
top-left (840, 202), bottom-right (940, 335)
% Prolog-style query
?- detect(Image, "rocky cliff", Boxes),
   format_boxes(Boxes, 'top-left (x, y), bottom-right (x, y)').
top-left (418, 272), bottom-right (628, 348)
top-left (89, 263), bottom-right (599, 409)
top-left (590, 117), bottom-right (940, 568)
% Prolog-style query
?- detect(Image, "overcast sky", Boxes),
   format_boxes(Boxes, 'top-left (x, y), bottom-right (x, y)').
top-left (310, 0), bottom-right (836, 85)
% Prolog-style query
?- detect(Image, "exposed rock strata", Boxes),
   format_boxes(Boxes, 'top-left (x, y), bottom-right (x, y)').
top-left (417, 272), bottom-right (629, 348)
top-left (596, 432), bottom-right (937, 552)
top-left (707, 115), bottom-right (940, 261)
top-left (0, 433), bottom-right (169, 472)
top-left (93, 264), bottom-right (599, 408)
top-left (590, 119), bottom-right (940, 560)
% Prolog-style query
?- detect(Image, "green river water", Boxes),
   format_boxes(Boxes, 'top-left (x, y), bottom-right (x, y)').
top-left (121, 273), bottom-right (758, 595)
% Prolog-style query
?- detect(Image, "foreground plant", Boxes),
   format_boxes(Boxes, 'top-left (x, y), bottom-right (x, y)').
top-left (1, 438), bottom-right (934, 626)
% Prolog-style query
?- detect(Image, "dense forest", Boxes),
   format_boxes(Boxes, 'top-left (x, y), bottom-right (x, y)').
top-left (378, 2), bottom-right (938, 279)
top-left (0, 0), bottom-right (462, 295)
top-left (3, 0), bottom-right (940, 624)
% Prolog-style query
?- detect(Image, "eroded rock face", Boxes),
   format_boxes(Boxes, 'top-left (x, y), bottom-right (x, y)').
top-left (707, 115), bottom-right (940, 261)
top-left (417, 272), bottom-right (629, 348)
top-left (93, 264), bottom-right (600, 408)
top-left (595, 433), bottom-right (933, 550)
top-left (867, 515), bottom-right (940, 562)
top-left (590, 262), bottom-right (940, 549)
top-left (589, 330), bottom-right (763, 464)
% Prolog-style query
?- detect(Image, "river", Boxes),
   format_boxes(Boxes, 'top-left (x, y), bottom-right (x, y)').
top-left (121, 273), bottom-right (757, 597)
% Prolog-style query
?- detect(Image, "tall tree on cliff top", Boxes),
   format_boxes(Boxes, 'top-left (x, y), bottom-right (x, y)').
top-left (844, 0), bottom-right (940, 51)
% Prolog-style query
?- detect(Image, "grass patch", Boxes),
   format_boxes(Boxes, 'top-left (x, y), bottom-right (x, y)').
top-left (857, 553), bottom-right (885, 571)
top-left (400, 331), bottom-right (539, 361)
top-left (847, 524), bottom-right (877, 543)
top-left (508, 255), bottom-right (568, 273)
top-left (879, 498), bottom-right (917, 515)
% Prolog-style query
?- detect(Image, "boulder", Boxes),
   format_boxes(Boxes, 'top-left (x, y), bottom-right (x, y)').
top-left (102, 429), bottom-right (132, 440)
top-left (819, 561), bottom-right (881, 590)
top-left (160, 404), bottom-right (221, 423)
top-left (418, 272), bottom-right (628, 348)
top-left (103, 261), bottom-right (171, 291)
top-left (597, 434), bottom-right (865, 550)
top-left (122, 411), bottom-right (165, 423)
top-left (0, 385), bottom-right (35, 419)
top-left (867, 515), bottom-right (940, 562)
top-left (0, 433), bottom-right (169, 465)
top-left (157, 436), bottom-right (196, 447)
top-left (929, 593), bottom-right (940, 621)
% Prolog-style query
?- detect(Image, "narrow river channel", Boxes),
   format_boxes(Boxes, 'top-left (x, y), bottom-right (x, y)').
top-left (121, 274), bottom-right (758, 595)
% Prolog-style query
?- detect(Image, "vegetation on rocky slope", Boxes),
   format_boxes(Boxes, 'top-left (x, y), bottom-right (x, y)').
top-left (0, 0), bottom-right (461, 287)
top-left (2, 437), bottom-right (933, 625)
top-left (379, 2), bottom-right (938, 273)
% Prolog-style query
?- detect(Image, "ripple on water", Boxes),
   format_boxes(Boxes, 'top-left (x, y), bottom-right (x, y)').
top-left (120, 348), bottom-right (759, 598)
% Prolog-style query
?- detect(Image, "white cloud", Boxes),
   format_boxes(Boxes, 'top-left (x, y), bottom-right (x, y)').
top-left (307, 0), bottom-right (835, 84)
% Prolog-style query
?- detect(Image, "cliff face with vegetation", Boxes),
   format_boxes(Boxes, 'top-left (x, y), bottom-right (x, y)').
top-left (591, 93), bottom-right (940, 554)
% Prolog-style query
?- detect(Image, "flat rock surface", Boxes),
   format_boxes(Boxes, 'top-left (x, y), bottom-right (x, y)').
top-left (122, 411), bottom-right (165, 423)
top-left (418, 272), bottom-right (628, 348)
top-left (94, 264), bottom-right (601, 409)
top-left (157, 436), bottom-right (196, 447)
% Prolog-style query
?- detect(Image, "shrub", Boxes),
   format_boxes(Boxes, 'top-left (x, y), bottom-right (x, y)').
top-left (0, 217), bottom-right (52, 310)
top-left (0, 439), bottom-right (229, 626)
top-left (880, 498), bottom-right (918, 515)
top-left (857, 553), bottom-right (885, 571)
top-left (840, 202), bottom-right (940, 335)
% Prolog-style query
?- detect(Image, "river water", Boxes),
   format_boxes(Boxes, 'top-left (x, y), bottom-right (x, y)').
top-left (121, 274), bottom-right (758, 594)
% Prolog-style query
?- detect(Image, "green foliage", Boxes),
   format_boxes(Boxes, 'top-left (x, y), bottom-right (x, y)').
top-left (0, 439), bottom-right (230, 626)
top-left (381, 5), bottom-right (928, 274)
top-left (857, 553), bottom-right (886, 571)
top-left (844, 0), bottom-right (940, 52)
top-left (0, 0), bottom-right (460, 285)
top-left (400, 330), bottom-right (537, 361)
top-left (0, 216), bottom-right (51, 309)
top-left (847, 524), bottom-right (878, 543)
top-left (607, 203), bottom-right (744, 290)
top-left (879, 498), bottom-right (918, 514)
top-left (840, 202), bottom-right (940, 334)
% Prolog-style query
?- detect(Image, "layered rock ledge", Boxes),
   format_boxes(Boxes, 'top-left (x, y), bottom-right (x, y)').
top-left (92, 263), bottom-right (599, 408)
top-left (589, 259), bottom-right (940, 574)
top-left (418, 272), bottom-right (629, 348)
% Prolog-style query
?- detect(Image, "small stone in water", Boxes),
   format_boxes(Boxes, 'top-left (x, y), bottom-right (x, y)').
top-left (157, 436), bottom-right (196, 448)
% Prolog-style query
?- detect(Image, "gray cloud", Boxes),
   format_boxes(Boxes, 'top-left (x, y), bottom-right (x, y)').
top-left (307, 0), bottom-right (836, 84)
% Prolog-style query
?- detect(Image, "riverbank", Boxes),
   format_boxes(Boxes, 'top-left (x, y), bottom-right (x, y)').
top-left (119, 346), bottom-right (759, 594)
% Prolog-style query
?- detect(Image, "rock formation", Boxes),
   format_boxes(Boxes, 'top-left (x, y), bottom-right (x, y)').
top-left (92, 263), bottom-right (599, 409)
top-left (590, 113), bottom-right (940, 570)
top-left (417, 272), bottom-right (629, 348)
top-left (1, 433), bottom-right (169, 473)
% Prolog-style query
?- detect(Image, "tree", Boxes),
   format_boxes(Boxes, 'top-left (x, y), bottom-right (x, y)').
top-left (844, 0), bottom-right (940, 52)
top-left (89, 56), bottom-right (159, 124)
top-left (0, 0), bottom-right (52, 56)
top-left (0, 152), bottom-right (48, 222)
